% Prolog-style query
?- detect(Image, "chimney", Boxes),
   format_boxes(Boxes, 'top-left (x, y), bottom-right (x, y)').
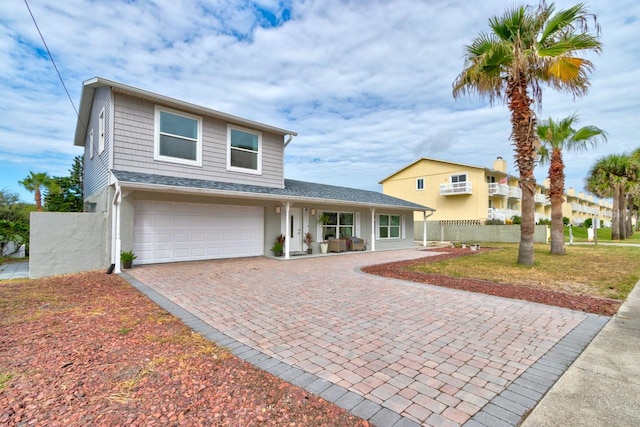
top-left (493, 156), bottom-right (507, 173)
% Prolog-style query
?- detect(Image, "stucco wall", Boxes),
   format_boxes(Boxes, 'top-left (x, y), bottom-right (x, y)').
top-left (415, 221), bottom-right (548, 244)
top-left (29, 212), bottom-right (109, 279)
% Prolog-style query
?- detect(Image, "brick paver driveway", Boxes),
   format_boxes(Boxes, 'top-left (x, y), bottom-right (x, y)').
top-left (125, 248), bottom-right (607, 427)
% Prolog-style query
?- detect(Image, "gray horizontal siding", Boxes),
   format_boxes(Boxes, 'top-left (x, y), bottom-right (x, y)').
top-left (84, 87), bottom-right (111, 198)
top-left (112, 93), bottom-right (285, 188)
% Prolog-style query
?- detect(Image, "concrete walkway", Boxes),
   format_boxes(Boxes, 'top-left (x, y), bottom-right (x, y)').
top-left (521, 278), bottom-right (640, 426)
top-left (123, 249), bottom-right (609, 427)
top-left (0, 260), bottom-right (29, 280)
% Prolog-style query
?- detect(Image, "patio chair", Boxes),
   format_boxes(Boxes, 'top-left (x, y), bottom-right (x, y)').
top-left (328, 237), bottom-right (346, 253)
top-left (351, 236), bottom-right (365, 251)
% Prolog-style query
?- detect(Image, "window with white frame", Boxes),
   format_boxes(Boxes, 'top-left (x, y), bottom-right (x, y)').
top-left (416, 178), bottom-right (424, 190)
top-left (98, 108), bottom-right (105, 154)
top-left (154, 106), bottom-right (202, 166)
top-left (378, 214), bottom-right (401, 239)
top-left (228, 125), bottom-right (262, 173)
top-left (451, 174), bottom-right (467, 183)
top-left (319, 211), bottom-right (354, 240)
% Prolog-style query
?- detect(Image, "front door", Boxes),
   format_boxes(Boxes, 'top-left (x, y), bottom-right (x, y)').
top-left (289, 208), bottom-right (302, 252)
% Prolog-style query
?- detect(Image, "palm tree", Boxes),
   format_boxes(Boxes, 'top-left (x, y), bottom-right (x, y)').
top-left (19, 172), bottom-right (59, 212)
top-left (453, 2), bottom-right (602, 265)
top-left (586, 154), bottom-right (629, 240)
top-left (537, 115), bottom-right (606, 254)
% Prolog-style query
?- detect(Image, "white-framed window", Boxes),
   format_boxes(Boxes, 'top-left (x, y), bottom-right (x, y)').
top-left (154, 106), bottom-right (202, 166)
top-left (378, 214), bottom-right (402, 239)
top-left (416, 178), bottom-right (424, 190)
top-left (319, 211), bottom-right (354, 240)
top-left (227, 124), bottom-right (262, 174)
top-left (451, 174), bottom-right (467, 183)
top-left (98, 108), bottom-right (105, 154)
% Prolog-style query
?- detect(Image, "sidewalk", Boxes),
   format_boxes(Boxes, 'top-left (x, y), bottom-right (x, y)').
top-left (0, 261), bottom-right (29, 280)
top-left (521, 279), bottom-right (640, 426)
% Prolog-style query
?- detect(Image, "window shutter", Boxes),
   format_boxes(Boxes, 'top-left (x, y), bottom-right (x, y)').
top-left (402, 215), bottom-right (406, 239)
top-left (355, 212), bottom-right (361, 236)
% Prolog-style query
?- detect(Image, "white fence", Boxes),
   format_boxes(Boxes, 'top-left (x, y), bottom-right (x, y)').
top-left (416, 221), bottom-right (548, 244)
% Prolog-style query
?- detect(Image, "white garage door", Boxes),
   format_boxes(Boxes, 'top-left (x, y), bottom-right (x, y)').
top-left (133, 201), bottom-right (264, 264)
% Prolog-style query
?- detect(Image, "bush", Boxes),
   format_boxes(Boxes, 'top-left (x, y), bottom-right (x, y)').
top-left (537, 218), bottom-right (551, 225)
top-left (583, 218), bottom-right (593, 228)
top-left (510, 215), bottom-right (521, 225)
top-left (485, 219), bottom-right (504, 225)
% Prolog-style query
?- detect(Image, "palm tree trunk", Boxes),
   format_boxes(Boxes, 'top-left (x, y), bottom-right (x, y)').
top-left (548, 148), bottom-right (566, 255)
top-left (35, 188), bottom-right (42, 212)
top-left (508, 73), bottom-right (537, 265)
top-left (611, 184), bottom-right (620, 240)
top-left (619, 185), bottom-right (626, 239)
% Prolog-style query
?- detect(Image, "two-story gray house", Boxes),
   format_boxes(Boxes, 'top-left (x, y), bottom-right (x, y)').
top-left (74, 77), bottom-right (433, 272)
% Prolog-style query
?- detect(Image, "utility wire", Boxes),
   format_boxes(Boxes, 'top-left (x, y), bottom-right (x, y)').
top-left (24, 0), bottom-right (78, 116)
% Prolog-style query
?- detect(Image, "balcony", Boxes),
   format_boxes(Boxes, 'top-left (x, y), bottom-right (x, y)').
top-left (508, 186), bottom-right (522, 199)
top-left (440, 181), bottom-right (473, 195)
top-left (534, 194), bottom-right (548, 204)
top-left (488, 183), bottom-right (509, 197)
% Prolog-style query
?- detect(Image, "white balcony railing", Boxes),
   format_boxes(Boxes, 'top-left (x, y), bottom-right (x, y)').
top-left (488, 183), bottom-right (510, 197)
top-left (440, 181), bottom-right (473, 195)
top-left (508, 186), bottom-right (522, 199)
top-left (534, 194), bottom-right (548, 204)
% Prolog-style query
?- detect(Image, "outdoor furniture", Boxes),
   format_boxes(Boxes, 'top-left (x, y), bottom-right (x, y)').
top-left (351, 236), bottom-right (365, 251)
top-left (328, 238), bottom-right (346, 253)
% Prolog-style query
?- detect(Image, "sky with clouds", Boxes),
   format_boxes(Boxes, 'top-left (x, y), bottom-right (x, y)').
top-left (1, 0), bottom-right (638, 204)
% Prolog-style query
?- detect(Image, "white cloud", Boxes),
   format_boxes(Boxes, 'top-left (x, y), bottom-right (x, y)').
top-left (0, 0), bottom-right (638, 204)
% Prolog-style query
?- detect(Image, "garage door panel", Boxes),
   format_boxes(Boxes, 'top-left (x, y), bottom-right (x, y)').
top-left (134, 201), bottom-right (264, 264)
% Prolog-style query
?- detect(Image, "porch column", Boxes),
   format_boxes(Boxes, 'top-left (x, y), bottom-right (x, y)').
top-left (423, 211), bottom-right (427, 247)
top-left (370, 208), bottom-right (376, 251)
top-left (284, 201), bottom-right (291, 259)
top-left (113, 183), bottom-right (122, 273)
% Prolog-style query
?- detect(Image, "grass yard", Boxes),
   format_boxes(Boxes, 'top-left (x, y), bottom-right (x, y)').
top-left (412, 243), bottom-right (640, 300)
top-left (564, 226), bottom-right (640, 243)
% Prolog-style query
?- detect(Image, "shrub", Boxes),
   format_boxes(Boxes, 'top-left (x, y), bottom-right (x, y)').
top-left (485, 219), bottom-right (505, 225)
top-left (510, 215), bottom-right (521, 225)
top-left (537, 218), bottom-right (551, 225)
top-left (583, 218), bottom-right (593, 228)
top-left (563, 217), bottom-right (570, 225)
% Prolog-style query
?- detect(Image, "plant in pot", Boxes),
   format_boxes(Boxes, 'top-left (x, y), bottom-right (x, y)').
top-left (270, 242), bottom-right (283, 257)
top-left (120, 250), bottom-right (137, 269)
top-left (272, 234), bottom-right (286, 256)
top-left (304, 232), bottom-right (313, 254)
top-left (317, 214), bottom-right (331, 254)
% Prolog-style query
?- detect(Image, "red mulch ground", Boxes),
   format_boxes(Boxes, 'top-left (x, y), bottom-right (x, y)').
top-left (362, 247), bottom-right (621, 316)
top-left (0, 272), bottom-right (368, 427)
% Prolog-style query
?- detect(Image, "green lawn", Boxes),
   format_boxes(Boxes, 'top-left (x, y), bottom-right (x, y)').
top-left (564, 226), bottom-right (640, 243)
top-left (414, 243), bottom-right (640, 300)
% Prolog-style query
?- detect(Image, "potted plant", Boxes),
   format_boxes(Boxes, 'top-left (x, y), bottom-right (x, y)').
top-left (121, 250), bottom-right (137, 269)
top-left (317, 214), bottom-right (331, 253)
top-left (304, 232), bottom-right (313, 254)
top-left (270, 242), bottom-right (283, 257)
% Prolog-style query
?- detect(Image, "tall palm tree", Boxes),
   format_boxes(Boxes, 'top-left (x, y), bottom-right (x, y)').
top-left (586, 154), bottom-right (629, 240)
top-left (453, 2), bottom-right (602, 265)
top-left (19, 172), bottom-right (59, 212)
top-left (537, 115), bottom-right (606, 254)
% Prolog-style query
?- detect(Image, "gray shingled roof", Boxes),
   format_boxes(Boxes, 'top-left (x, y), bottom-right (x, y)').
top-left (111, 170), bottom-right (433, 211)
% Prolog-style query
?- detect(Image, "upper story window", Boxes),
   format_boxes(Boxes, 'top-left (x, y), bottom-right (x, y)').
top-left (416, 178), bottom-right (424, 190)
top-left (154, 106), bottom-right (202, 166)
top-left (451, 174), bottom-right (467, 183)
top-left (98, 108), bottom-right (105, 154)
top-left (227, 125), bottom-right (262, 174)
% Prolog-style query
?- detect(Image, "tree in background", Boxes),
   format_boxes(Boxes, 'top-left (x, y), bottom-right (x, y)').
top-left (0, 189), bottom-right (31, 256)
top-left (19, 172), bottom-right (60, 212)
top-left (586, 154), bottom-right (630, 240)
top-left (45, 156), bottom-right (84, 212)
top-left (452, 1), bottom-right (602, 265)
top-left (537, 115), bottom-right (606, 255)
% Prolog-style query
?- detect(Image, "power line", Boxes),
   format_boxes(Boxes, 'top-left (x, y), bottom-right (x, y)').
top-left (23, 0), bottom-right (78, 116)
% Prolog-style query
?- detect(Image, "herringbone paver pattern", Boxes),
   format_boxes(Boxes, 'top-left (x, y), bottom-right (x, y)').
top-left (126, 249), bottom-right (605, 426)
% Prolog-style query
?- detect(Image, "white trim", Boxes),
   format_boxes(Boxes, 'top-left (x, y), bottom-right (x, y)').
top-left (89, 129), bottom-right (94, 159)
top-left (401, 215), bottom-right (406, 239)
top-left (377, 213), bottom-right (403, 240)
top-left (355, 211), bottom-right (361, 237)
top-left (153, 105), bottom-right (203, 167)
top-left (227, 124), bottom-right (263, 175)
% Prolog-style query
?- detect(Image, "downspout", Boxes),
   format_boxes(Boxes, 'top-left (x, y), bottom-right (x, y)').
top-left (423, 210), bottom-right (435, 247)
top-left (112, 181), bottom-right (122, 273)
top-left (284, 134), bottom-right (294, 148)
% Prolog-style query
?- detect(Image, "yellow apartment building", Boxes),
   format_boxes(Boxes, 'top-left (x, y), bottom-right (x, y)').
top-left (380, 157), bottom-right (612, 226)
